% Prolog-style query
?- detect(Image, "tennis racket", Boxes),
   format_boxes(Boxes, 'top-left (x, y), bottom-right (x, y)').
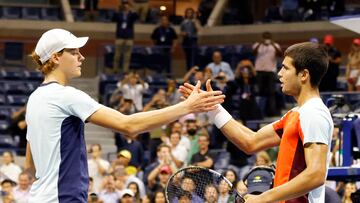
top-left (165, 166), bottom-right (245, 203)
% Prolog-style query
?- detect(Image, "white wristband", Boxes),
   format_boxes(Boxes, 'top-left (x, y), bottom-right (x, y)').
top-left (207, 105), bottom-right (232, 129)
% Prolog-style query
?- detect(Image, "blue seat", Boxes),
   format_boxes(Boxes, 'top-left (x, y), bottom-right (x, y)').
top-left (23, 70), bottom-right (43, 81)
top-left (4, 82), bottom-right (28, 95)
top-left (1, 6), bottom-right (21, 19)
top-left (41, 7), bottom-right (60, 21)
top-left (3, 42), bottom-right (24, 65)
top-left (130, 47), bottom-right (146, 70)
top-left (21, 7), bottom-right (40, 20)
top-left (0, 108), bottom-right (10, 121)
top-left (0, 69), bottom-right (23, 80)
top-left (6, 95), bottom-right (28, 106)
top-left (0, 121), bottom-right (10, 134)
top-left (72, 8), bottom-right (85, 21)
top-left (0, 95), bottom-right (5, 105)
top-left (0, 134), bottom-right (14, 148)
top-left (104, 45), bottom-right (115, 68)
top-left (97, 9), bottom-right (115, 22)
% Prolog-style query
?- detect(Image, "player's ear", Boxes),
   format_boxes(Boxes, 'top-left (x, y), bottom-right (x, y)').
top-left (300, 68), bottom-right (309, 82)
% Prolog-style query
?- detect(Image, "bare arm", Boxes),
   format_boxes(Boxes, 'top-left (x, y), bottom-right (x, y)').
top-left (246, 143), bottom-right (328, 202)
top-left (25, 142), bottom-right (36, 178)
top-left (179, 80), bottom-right (280, 154)
top-left (88, 82), bottom-right (225, 137)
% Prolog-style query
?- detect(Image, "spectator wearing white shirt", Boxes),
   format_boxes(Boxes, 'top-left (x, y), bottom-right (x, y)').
top-left (13, 172), bottom-right (31, 203)
top-left (88, 144), bottom-right (111, 193)
top-left (0, 151), bottom-right (22, 184)
top-left (99, 175), bottom-right (121, 203)
top-left (117, 72), bottom-right (149, 111)
top-left (168, 132), bottom-right (188, 168)
top-left (206, 51), bottom-right (234, 81)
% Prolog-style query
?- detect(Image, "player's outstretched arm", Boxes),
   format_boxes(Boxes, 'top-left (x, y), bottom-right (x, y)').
top-left (179, 80), bottom-right (280, 154)
top-left (88, 81), bottom-right (225, 137)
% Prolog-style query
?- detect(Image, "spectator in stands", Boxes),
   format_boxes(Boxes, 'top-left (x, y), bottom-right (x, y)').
top-left (255, 151), bottom-right (272, 167)
top-left (12, 172), bottom-right (31, 203)
top-left (166, 78), bottom-right (181, 105)
top-left (111, 149), bottom-right (132, 174)
top-left (0, 151), bottom-right (22, 184)
top-left (319, 34), bottom-right (341, 92)
top-left (88, 177), bottom-right (96, 195)
top-left (123, 166), bottom-right (146, 199)
top-left (144, 144), bottom-right (177, 186)
top-left (153, 190), bottom-right (166, 203)
top-left (180, 8), bottom-right (202, 70)
top-left (117, 72), bottom-right (149, 112)
top-left (180, 177), bottom-right (202, 202)
top-left (88, 144), bottom-right (111, 193)
top-left (205, 51), bottom-right (234, 81)
top-left (115, 134), bottom-right (144, 169)
top-left (168, 121), bottom-right (191, 154)
top-left (151, 15), bottom-right (178, 74)
top-left (300, 0), bottom-right (322, 21)
top-left (119, 188), bottom-right (135, 203)
top-left (218, 179), bottom-right (235, 203)
top-left (0, 179), bottom-right (15, 203)
top-left (98, 174), bottom-right (121, 203)
top-left (253, 31), bottom-right (282, 117)
top-left (184, 119), bottom-right (200, 163)
top-left (143, 89), bottom-right (169, 112)
top-left (8, 105), bottom-right (27, 154)
top-left (112, 1), bottom-right (139, 73)
top-left (131, 0), bottom-right (149, 22)
top-left (83, 0), bottom-right (99, 21)
top-left (168, 132), bottom-right (188, 168)
top-left (223, 168), bottom-right (238, 186)
top-left (213, 71), bottom-right (229, 91)
top-left (183, 66), bottom-right (206, 84)
top-left (127, 181), bottom-right (141, 202)
top-left (189, 133), bottom-right (215, 169)
top-left (117, 97), bottom-right (137, 115)
top-left (147, 165), bottom-right (172, 194)
top-left (204, 184), bottom-right (219, 203)
top-left (223, 59), bottom-right (262, 123)
top-left (327, 0), bottom-right (345, 17)
top-left (342, 182), bottom-right (357, 203)
top-left (346, 38), bottom-right (360, 92)
top-left (141, 194), bottom-right (152, 203)
top-left (88, 192), bottom-right (101, 203)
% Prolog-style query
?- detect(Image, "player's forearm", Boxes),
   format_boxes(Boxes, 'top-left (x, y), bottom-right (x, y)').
top-left (220, 119), bottom-right (257, 154)
top-left (125, 102), bottom-right (190, 134)
top-left (259, 168), bottom-right (325, 202)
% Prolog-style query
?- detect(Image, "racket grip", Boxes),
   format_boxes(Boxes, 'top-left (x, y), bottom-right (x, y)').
top-left (207, 104), bottom-right (232, 128)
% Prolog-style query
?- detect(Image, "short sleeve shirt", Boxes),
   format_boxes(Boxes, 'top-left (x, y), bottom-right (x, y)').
top-left (26, 82), bottom-right (102, 203)
top-left (272, 98), bottom-right (333, 203)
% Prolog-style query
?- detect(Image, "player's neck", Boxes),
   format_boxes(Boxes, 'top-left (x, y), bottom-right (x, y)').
top-left (43, 70), bottom-right (68, 86)
top-left (295, 86), bottom-right (320, 106)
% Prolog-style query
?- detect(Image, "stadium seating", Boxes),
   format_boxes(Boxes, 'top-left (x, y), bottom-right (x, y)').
top-left (21, 7), bottom-right (41, 20)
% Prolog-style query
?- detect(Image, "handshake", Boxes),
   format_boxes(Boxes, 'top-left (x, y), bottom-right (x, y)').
top-left (179, 79), bottom-right (232, 129)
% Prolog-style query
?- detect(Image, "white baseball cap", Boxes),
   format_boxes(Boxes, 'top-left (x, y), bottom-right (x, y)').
top-left (120, 189), bottom-right (134, 198)
top-left (35, 28), bottom-right (89, 64)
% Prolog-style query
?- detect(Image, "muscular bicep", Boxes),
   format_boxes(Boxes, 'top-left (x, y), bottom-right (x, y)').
top-left (304, 143), bottom-right (329, 176)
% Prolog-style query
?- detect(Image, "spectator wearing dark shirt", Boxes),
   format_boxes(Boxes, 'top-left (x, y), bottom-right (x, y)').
top-left (319, 34), bottom-right (341, 92)
top-left (115, 134), bottom-right (144, 169)
top-left (151, 15), bottom-right (178, 74)
top-left (180, 8), bottom-right (201, 70)
top-left (190, 133), bottom-right (216, 169)
top-left (84, 0), bottom-right (99, 21)
top-left (112, 1), bottom-right (138, 73)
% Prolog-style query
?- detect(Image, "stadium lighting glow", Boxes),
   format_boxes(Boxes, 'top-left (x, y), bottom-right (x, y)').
top-left (160, 6), bottom-right (166, 11)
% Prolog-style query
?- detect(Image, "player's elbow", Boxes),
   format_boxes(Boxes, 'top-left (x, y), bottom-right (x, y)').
top-left (308, 168), bottom-right (326, 188)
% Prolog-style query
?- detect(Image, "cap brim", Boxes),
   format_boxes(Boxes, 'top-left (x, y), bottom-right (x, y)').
top-left (64, 37), bottom-right (88, 49)
top-left (247, 185), bottom-right (271, 194)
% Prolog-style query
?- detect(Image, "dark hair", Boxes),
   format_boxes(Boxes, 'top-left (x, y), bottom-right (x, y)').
top-left (284, 42), bottom-right (329, 87)
top-left (262, 32), bottom-right (272, 39)
top-left (1, 179), bottom-right (15, 187)
top-left (223, 168), bottom-right (239, 185)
